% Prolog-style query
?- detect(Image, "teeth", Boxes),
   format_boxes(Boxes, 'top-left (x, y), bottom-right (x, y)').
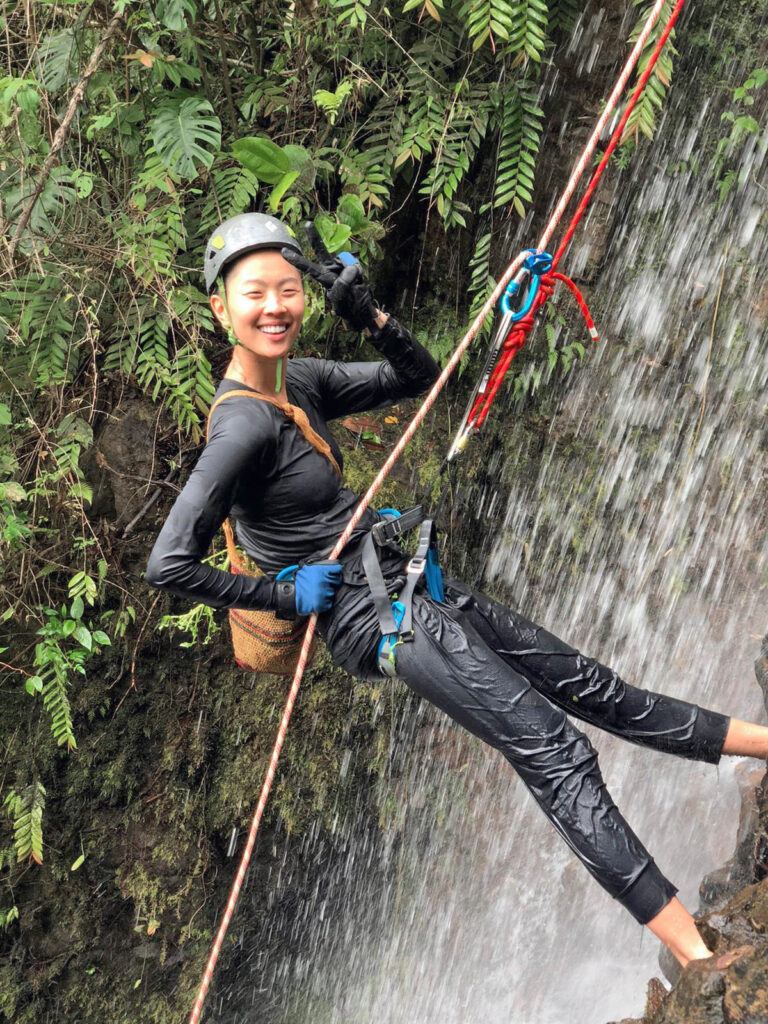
top-left (260, 325), bottom-right (287, 334)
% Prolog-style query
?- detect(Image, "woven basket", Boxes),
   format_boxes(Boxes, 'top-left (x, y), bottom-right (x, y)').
top-left (222, 520), bottom-right (316, 675)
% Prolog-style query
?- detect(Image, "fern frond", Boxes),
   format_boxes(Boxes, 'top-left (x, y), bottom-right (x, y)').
top-left (467, 231), bottom-right (496, 340)
top-left (3, 272), bottom-right (79, 386)
top-left (5, 782), bottom-right (46, 864)
top-left (493, 83), bottom-right (544, 215)
top-left (41, 667), bottom-right (77, 749)
top-left (458, 0), bottom-right (514, 53)
top-left (549, 0), bottom-right (580, 34)
top-left (621, 0), bottom-right (677, 144)
top-left (135, 315), bottom-right (172, 399)
top-left (419, 88), bottom-right (490, 227)
top-left (200, 163), bottom-right (261, 226)
top-left (507, 0), bottom-right (549, 62)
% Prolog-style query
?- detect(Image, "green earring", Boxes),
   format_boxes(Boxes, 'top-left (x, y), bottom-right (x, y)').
top-left (227, 327), bottom-right (239, 347)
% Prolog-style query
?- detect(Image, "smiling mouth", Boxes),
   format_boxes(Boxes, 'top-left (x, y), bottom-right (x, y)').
top-left (258, 324), bottom-right (290, 337)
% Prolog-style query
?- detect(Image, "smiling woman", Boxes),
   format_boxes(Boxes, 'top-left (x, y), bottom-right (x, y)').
top-left (146, 212), bottom-right (768, 985)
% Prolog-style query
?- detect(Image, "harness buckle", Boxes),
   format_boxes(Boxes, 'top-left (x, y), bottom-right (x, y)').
top-left (406, 555), bottom-right (427, 576)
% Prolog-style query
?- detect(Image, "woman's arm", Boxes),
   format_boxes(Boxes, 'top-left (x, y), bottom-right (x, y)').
top-left (146, 401), bottom-right (288, 612)
top-left (314, 315), bottom-right (440, 420)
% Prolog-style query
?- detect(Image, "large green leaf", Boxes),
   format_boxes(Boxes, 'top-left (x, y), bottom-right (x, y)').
top-left (151, 97), bottom-right (221, 179)
top-left (231, 136), bottom-right (291, 184)
top-left (314, 214), bottom-right (352, 253)
top-left (337, 194), bottom-right (368, 233)
top-left (36, 29), bottom-right (77, 93)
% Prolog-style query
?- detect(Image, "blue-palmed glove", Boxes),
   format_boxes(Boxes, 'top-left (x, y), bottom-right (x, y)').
top-left (274, 560), bottom-right (344, 619)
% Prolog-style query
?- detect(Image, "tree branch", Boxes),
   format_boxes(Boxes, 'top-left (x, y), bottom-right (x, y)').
top-left (7, 12), bottom-right (124, 262)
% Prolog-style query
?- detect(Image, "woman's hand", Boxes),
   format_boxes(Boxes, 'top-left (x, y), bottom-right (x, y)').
top-left (275, 560), bottom-right (344, 618)
top-left (281, 248), bottom-right (380, 333)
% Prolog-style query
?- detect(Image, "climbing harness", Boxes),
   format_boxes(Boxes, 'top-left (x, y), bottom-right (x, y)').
top-left (188, 1), bottom-right (687, 1018)
top-left (361, 507), bottom-right (443, 677)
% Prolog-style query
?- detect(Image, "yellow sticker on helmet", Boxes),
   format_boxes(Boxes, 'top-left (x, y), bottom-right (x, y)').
top-left (211, 235), bottom-right (226, 250)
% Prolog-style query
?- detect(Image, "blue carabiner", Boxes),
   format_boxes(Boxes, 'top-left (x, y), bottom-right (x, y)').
top-left (500, 250), bottom-right (553, 322)
top-left (276, 564), bottom-right (299, 582)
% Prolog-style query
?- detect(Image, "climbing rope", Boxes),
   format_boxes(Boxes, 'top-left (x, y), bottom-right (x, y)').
top-left (449, 0), bottom-right (687, 457)
top-left (188, 1), bottom-right (686, 1019)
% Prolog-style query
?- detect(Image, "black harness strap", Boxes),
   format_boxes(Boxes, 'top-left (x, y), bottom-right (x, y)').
top-left (362, 531), bottom-right (399, 635)
top-left (397, 520), bottom-right (437, 635)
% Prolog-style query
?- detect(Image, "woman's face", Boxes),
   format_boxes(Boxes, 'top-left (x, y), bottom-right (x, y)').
top-left (210, 249), bottom-right (305, 360)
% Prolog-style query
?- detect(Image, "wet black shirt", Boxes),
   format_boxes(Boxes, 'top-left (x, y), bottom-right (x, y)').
top-left (146, 317), bottom-right (439, 611)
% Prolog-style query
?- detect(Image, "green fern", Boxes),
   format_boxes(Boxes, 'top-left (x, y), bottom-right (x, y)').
top-left (493, 83), bottom-right (543, 215)
top-left (5, 782), bottom-right (46, 864)
top-left (621, 0), bottom-right (677, 145)
top-left (2, 272), bottom-right (79, 386)
top-left (507, 0), bottom-right (549, 61)
top-left (116, 199), bottom-right (186, 284)
top-left (174, 344), bottom-right (216, 422)
top-left (466, 231), bottom-right (496, 340)
top-left (549, 0), bottom-right (580, 34)
top-left (419, 89), bottom-right (490, 228)
top-left (42, 672), bottom-right (77, 750)
top-left (200, 163), bottom-right (261, 225)
top-left (458, 0), bottom-right (514, 52)
top-left (135, 315), bottom-right (172, 398)
top-left (35, 28), bottom-right (78, 94)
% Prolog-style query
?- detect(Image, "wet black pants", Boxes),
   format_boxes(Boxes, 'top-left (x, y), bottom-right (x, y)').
top-left (320, 573), bottom-right (731, 925)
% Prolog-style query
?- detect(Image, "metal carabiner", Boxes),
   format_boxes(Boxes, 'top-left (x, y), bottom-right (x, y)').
top-left (500, 249), bottom-right (553, 322)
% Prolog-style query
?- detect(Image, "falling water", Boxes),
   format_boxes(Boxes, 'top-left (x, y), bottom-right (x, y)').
top-left (218, 24), bottom-right (767, 1024)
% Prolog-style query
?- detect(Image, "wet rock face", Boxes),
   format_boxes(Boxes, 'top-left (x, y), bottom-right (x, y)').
top-left (645, 937), bottom-right (766, 1024)
top-left (628, 773), bottom-right (768, 1024)
top-left (699, 761), bottom-right (768, 914)
top-left (83, 394), bottom-right (159, 524)
top-left (755, 633), bottom-right (768, 716)
top-left (608, 631), bottom-right (768, 1024)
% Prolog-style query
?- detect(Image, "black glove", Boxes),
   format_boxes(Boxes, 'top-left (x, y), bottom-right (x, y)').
top-left (281, 248), bottom-right (380, 333)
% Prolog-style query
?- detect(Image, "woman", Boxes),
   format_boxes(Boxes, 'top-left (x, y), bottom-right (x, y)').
top-left (147, 212), bottom-right (768, 970)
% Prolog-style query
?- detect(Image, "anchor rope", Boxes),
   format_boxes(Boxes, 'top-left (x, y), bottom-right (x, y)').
top-left (188, 2), bottom-right (685, 1019)
top-left (463, 0), bottom-right (687, 440)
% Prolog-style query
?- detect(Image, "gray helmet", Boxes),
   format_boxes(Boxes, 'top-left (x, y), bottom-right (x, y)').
top-left (203, 213), bottom-right (302, 294)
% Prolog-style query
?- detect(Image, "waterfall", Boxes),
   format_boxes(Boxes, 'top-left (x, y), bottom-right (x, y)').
top-left (223, 31), bottom-right (767, 1024)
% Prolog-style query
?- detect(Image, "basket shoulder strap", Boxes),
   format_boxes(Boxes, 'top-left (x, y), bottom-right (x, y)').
top-left (206, 389), bottom-right (342, 478)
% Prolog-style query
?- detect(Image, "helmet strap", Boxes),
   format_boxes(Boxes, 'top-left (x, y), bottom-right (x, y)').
top-left (217, 277), bottom-right (241, 348)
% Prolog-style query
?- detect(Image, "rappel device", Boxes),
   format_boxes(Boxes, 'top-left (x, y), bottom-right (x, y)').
top-left (445, 250), bottom-right (554, 463)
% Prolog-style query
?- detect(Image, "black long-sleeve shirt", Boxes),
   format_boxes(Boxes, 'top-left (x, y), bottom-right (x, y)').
top-left (146, 317), bottom-right (439, 611)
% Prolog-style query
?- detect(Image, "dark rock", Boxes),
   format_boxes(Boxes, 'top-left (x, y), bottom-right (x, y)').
top-left (723, 950), bottom-right (768, 1023)
top-left (699, 763), bottom-right (767, 914)
top-left (86, 395), bottom-right (160, 525)
top-left (645, 977), bottom-right (669, 1018)
top-left (649, 957), bottom-right (727, 1024)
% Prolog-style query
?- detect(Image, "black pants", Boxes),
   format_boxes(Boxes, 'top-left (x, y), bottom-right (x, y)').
top-left (319, 565), bottom-right (730, 925)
